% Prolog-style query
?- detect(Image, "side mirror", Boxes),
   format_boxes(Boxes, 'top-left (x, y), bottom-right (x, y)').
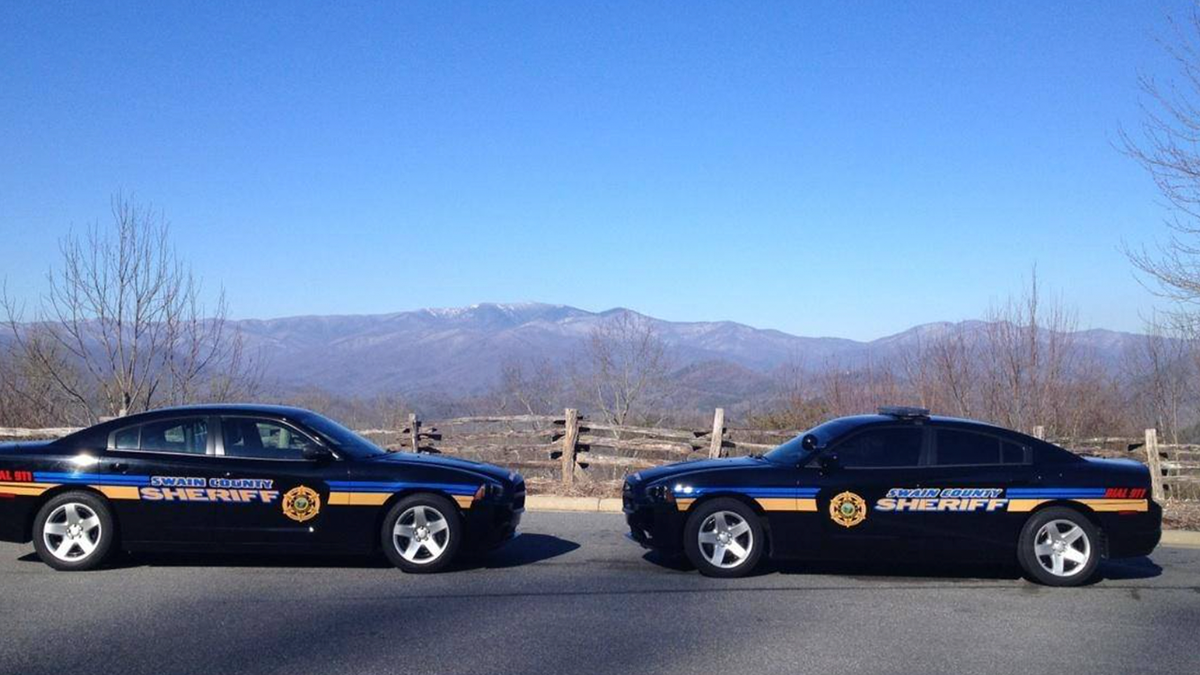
top-left (801, 434), bottom-right (818, 452)
top-left (301, 442), bottom-right (333, 461)
top-left (818, 452), bottom-right (840, 472)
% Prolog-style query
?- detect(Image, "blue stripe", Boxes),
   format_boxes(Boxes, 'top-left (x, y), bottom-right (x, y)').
top-left (1007, 488), bottom-right (1108, 498)
top-left (673, 486), bottom-right (821, 498)
top-left (327, 481), bottom-right (479, 496)
top-left (35, 472), bottom-right (151, 486)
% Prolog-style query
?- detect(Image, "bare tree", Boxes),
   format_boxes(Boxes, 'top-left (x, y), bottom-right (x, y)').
top-left (2, 195), bottom-right (261, 422)
top-left (1122, 8), bottom-right (1200, 315)
top-left (576, 312), bottom-right (673, 427)
top-left (975, 269), bottom-right (1081, 435)
top-left (496, 357), bottom-right (564, 418)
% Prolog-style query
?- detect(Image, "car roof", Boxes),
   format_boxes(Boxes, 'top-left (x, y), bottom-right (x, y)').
top-left (815, 413), bottom-right (1035, 441)
top-left (93, 404), bottom-right (321, 430)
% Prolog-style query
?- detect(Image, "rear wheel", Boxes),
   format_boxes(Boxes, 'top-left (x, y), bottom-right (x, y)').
top-left (683, 498), bottom-right (764, 578)
top-left (381, 494), bottom-right (462, 573)
top-left (1017, 507), bottom-right (1100, 586)
top-left (32, 492), bottom-right (115, 571)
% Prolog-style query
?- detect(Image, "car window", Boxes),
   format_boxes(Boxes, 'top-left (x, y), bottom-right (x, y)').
top-left (134, 418), bottom-right (209, 455)
top-left (222, 417), bottom-right (316, 460)
top-left (834, 427), bottom-right (923, 468)
top-left (935, 429), bottom-right (1001, 466)
top-left (1002, 440), bottom-right (1027, 464)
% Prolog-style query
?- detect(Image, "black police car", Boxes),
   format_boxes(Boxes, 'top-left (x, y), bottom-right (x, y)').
top-left (623, 407), bottom-right (1161, 585)
top-left (0, 405), bottom-right (524, 572)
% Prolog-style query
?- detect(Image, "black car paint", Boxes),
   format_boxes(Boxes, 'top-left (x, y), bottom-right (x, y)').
top-left (624, 414), bottom-right (1162, 563)
top-left (0, 405), bottom-right (524, 554)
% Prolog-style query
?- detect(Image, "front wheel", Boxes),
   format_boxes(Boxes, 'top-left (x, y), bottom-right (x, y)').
top-left (1017, 507), bottom-right (1101, 586)
top-left (381, 494), bottom-right (462, 573)
top-left (32, 492), bottom-right (116, 571)
top-left (683, 498), bottom-right (765, 578)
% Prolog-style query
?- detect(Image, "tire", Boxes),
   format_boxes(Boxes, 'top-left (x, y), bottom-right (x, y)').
top-left (381, 494), bottom-right (462, 573)
top-left (1017, 507), bottom-right (1101, 586)
top-left (683, 498), bottom-right (765, 578)
top-left (32, 491), bottom-right (116, 572)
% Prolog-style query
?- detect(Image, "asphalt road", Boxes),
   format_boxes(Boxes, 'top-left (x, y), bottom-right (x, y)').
top-left (0, 512), bottom-right (1197, 675)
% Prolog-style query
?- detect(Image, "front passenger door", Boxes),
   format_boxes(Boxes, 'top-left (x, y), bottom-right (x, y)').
top-left (815, 426), bottom-right (929, 559)
top-left (207, 416), bottom-right (349, 549)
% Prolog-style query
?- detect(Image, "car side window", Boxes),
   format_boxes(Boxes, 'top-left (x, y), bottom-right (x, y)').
top-left (124, 418), bottom-right (209, 455)
top-left (1002, 440), bottom-right (1027, 464)
top-left (834, 428), bottom-right (923, 468)
top-left (935, 430), bottom-right (1000, 466)
top-left (222, 417), bottom-right (316, 461)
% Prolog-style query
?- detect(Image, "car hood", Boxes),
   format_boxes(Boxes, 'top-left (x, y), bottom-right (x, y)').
top-left (631, 455), bottom-right (767, 485)
top-left (367, 452), bottom-right (516, 483)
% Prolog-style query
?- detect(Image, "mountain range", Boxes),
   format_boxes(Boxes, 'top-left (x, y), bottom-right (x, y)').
top-left (232, 303), bottom-right (1145, 404)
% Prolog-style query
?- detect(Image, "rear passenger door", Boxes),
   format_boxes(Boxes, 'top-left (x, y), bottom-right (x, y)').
top-left (103, 415), bottom-right (225, 545)
top-left (906, 427), bottom-right (1035, 555)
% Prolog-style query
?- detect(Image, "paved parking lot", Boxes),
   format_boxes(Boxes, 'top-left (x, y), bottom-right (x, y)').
top-left (1, 512), bottom-right (1197, 675)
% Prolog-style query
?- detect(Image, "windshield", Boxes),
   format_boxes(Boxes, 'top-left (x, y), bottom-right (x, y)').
top-left (298, 412), bottom-right (388, 459)
top-left (764, 416), bottom-right (865, 465)
top-left (764, 434), bottom-right (811, 465)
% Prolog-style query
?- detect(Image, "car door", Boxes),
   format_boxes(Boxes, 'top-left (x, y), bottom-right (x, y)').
top-left (904, 426), bottom-right (1036, 557)
top-left (102, 415), bottom-right (226, 546)
top-left (812, 425), bottom-right (930, 559)
top-left (209, 415), bottom-right (352, 549)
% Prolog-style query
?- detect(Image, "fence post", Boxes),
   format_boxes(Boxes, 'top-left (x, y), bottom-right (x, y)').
top-left (1145, 428), bottom-right (1165, 502)
top-left (1032, 425), bottom-right (1045, 440)
top-left (561, 408), bottom-right (579, 488)
top-left (708, 408), bottom-right (725, 459)
top-left (408, 413), bottom-right (420, 454)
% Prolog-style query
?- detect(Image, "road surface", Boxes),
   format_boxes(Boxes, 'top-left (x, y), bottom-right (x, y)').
top-left (1, 512), bottom-right (1197, 675)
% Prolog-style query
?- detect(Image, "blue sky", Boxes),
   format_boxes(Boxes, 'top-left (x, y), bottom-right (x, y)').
top-left (0, 1), bottom-right (1189, 340)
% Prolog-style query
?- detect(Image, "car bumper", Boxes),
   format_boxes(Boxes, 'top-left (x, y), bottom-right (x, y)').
top-left (1100, 500), bottom-right (1163, 559)
top-left (624, 499), bottom-right (686, 553)
top-left (463, 499), bottom-right (523, 551)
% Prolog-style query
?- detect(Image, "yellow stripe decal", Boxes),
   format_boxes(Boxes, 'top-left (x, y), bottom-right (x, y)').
top-left (328, 492), bottom-right (390, 506)
top-left (1075, 499), bottom-right (1148, 512)
top-left (675, 498), bottom-right (695, 511)
top-left (95, 486), bottom-right (140, 500)
top-left (0, 482), bottom-right (57, 497)
top-left (1007, 499), bottom-right (1048, 513)
top-left (453, 495), bottom-right (474, 509)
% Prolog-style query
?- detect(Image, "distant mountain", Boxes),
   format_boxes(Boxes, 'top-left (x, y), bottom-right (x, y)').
top-left (229, 302), bottom-right (1146, 400)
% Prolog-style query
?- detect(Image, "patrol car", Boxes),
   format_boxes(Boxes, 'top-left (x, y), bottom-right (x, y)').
top-left (623, 407), bottom-right (1162, 585)
top-left (0, 405), bottom-right (524, 572)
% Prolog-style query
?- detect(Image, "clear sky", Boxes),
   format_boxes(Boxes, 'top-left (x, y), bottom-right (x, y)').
top-left (0, 1), bottom-right (1190, 340)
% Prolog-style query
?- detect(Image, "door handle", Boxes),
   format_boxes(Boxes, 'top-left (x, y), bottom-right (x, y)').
top-left (110, 462), bottom-right (127, 472)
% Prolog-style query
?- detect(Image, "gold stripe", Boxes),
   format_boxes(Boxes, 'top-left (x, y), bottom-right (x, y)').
top-left (1007, 499), bottom-right (1048, 513)
top-left (0, 482), bottom-right (56, 497)
top-left (95, 486), bottom-right (140, 500)
top-left (675, 498), bottom-right (694, 511)
top-left (1076, 499), bottom-right (1148, 512)
top-left (797, 498), bottom-right (818, 512)
top-left (328, 492), bottom-right (390, 506)
top-left (754, 497), bottom-right (794, 511)
top-left (453, 495), bottom-right (474, 509)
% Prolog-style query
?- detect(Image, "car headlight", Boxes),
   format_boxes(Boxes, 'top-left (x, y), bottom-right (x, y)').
top-left (473, 482), bottom-right (505, 501)
top-left (646, 484), bottom-right (676, 504)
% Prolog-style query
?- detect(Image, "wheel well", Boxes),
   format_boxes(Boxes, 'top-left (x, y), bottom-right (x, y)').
top-left (370, 489), bottom-right (466, 551)
top-left (1027, 500), bottom-right (1108, 557)
top-left (25, 485), bottom-right (113, 542)
top-left (683, 492), bottom-right (772, 548)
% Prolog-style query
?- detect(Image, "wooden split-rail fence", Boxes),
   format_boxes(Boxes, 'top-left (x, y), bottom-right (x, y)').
top-left (4, 410), bottom-right (1199, 499)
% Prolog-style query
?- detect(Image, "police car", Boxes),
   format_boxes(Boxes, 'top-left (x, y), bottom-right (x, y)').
top-left (623, 407), bottom-right (1162, 585)
top-left (0, 405), bottom-right (524, 572)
